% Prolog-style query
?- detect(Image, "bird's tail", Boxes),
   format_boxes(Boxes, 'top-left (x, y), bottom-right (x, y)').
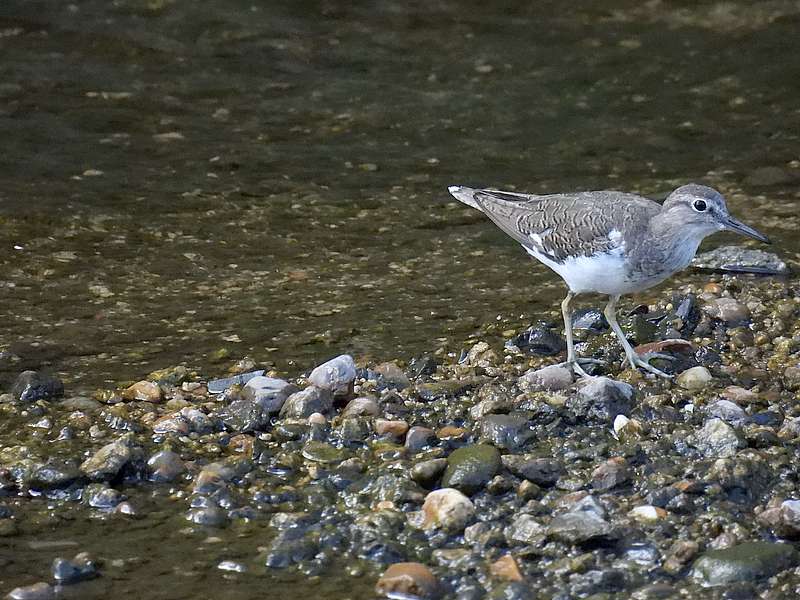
top-left (447, 185), bottom-right (482, 210)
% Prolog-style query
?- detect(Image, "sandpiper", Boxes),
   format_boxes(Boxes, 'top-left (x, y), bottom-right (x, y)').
top-left (448, 183), bottom-right (769, 378)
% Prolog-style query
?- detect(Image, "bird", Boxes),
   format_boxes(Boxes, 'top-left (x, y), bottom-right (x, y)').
top-left (448, 183), bottom-right (770, 378)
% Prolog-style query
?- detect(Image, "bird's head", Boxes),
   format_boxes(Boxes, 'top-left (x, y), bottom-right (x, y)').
top-left (662, 184), bottom-right (769, 243)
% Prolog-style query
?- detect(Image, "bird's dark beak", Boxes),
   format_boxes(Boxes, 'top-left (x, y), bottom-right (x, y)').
top-left (722, 215), bottom-right (770, 244)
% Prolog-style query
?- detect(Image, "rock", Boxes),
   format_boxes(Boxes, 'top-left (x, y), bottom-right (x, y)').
top-left (517, 365), bottom-right (573, 392)
top-left (83, 484), bottom-right (123, 509)
top-left (207, 370), bottom-right (265, 394)
top-left (11, 371), bottom-right (64, 403)
top-left (218, 397), bottom-right (267, 433)
top-left (279, 386), bottom-right (333, 419)
top-left (490, 554), bottom-right (524, 582)
top-left (663, 540), bottom-right (700, 575)
top-left (591, 457), bottom-right (631, 491)
top-left (706, 400), bottom-right (748, 428)
top-left (265, 528), bottom-right (318, 567)
top-left (152, 414), bottom-right (190, 435)
top-left (307, 354), bottom-right (356, 394)
top-left (479, 413), bottom-right (535, 451)
top-left (80, 433), bottom-right (139, 480)
top-left (547, 497), bottom-right (615, 544)
top-left (415, 378), bottom-right (483, 401)
top-left (572, 308), bottom-right (609, 334)
top-left (702, 298), bottom-right (750, 323)
top-left (411, 458), bottom-right (448, 488)
top-left (301, 441), bottom-right (349, 464)
top-left (758, 500), bottom-right (800, 539)
top-left (373, 362), bottom-right (411, 389)
top-left (187, 506), bottom-right (228, 527)
top-left (687, 418), bottom-right (744, 458)
top-left (692, 542), bottom-right (798, 586)
top-left (375, 562), bottom-right (441, 600)
top-left (628, 505), bottom-right (667, 523)
top-left (693, 245), bottom-right (788, 275)
top-left (121, 380), bottom-right (163, 403)
top-left (501, 455), bottom-right (562, 486)
top-left (6, 582), bottom-right (55, 600)
top-left (341, 396), bottom-right (379, 418)
top-left (405, 426), bottom-right (436, 451)
top-left (242, 376), bottom-right (297, 413)
top-left (488, 581), bottom-right (535, 600)
top-left (374, 419), bottom-right (409, 438)
top-left (441, 444), bottom-right (501, 495)
top-left (421, 488), bottom-right (475, 532)
top-left (505, 514), bottom-right (545, 544)
top-left (505, 323), bottom-right (566, 356)
top-left (52, 553), bottom-right (97, 584)
top-left (567, 377), bottom-right (633, 422)
top-left (408, 355), bottom-right (437, 378)
top-left (676, 366), bottom-right (713, 391)
top-left (146, 450), bottom-right (186, 482)
top-left (721, 385), bottom-right (758, 404)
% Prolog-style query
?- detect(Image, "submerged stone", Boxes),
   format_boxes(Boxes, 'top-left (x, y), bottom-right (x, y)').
top-left (692, 542), bottom-right (798, 586)
top-left (442, 444), bottom-right (501, 495)
top-left (12, 371), bottom-right (64, 403)
top-left (375, 562), bottom-right (441, 600)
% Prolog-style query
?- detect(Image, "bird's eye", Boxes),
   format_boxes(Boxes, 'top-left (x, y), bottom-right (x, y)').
top-left (692, 199), bottom-right (707, 212)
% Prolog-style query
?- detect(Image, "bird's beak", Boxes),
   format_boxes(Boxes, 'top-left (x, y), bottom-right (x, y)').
top-left (722, 215), bottom-right (770, 244)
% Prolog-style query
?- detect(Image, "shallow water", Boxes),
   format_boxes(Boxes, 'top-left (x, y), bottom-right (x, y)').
top-left (1, 0), bottom-right (800, 597)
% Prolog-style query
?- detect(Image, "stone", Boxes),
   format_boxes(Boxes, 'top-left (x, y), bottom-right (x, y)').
top-left (52, 553), bottom-right (97, 584)
top-left (490, 555), bottom-right (524, 582)
top-left (591, 457), bottom-right (631, 491)
top-left (411, 458), bottom-right (448, 488)
top-left (505, 324), bottom-right (566, 356)
top-left (121, 380), bottom-right (163, 403)
top-left (415, 378), bottom-right (483, 401)
top-left (517, 365), bottom-right (573, 392)
top-left (279, 386), bottom-right (333, 419)
top-left (146, 450), bottom-right (186, 482)
top-left (373, 362), bottom-right (411, 389)
top-left (505, 514), bottom-right (545, 544)
top-left (757, 500), bottom-right (800, 539)
top-left (218, 397), bottom-right (267, 433)
top-left (693, 244), bottom-right (788, 275)
top-left (6, 582), bottom-right (55, 600)
top-left (567, 376), bottom-right (633, 422)
top-left (501, 455), bottom-right (562, 487)
top-left (687, 418), bottom-right (745, 458)
top-left (628, 505), bottom-right (667, 523)
top-left (341, 396), bottom-right (379, 418)
top-left (207, 370), bottom-right (265, 394)
top-left (663, 540), bottom-right (700, 575)
top-left (11, 371), bottom-right (64, 403)
top-left (242, 376), bottom-right (297, 413)
top-left (692, 542), bottom-right (798, 586)
top-left (479, 413), bottom-right (535, 451)
top-left (80, 433), bottom-right (139, 480)
top-left (405, 426), bottom-right (436, 451)
top-left (307, 354), bottom-right (356, 394)
top-left (677, 366), bottom-right (713, 391)
top-left (421, 488), bottom-right (475, 532)
top-left (488, 581), bottom-right (535, 600)
top-left (703, 297), bottom-right (750, 324)
top-left (375, 562), bottom-right (441, 600)
top-left (374, 419), bottom-right (409, 438)
top-left (301, 441), bottom-right (349, 464)
top-left (441, 444), bottom-right (501, 495)
top-left (547, 510), bottom-right (614, 544)
top-left (706, 400), bottom-right (748, 428)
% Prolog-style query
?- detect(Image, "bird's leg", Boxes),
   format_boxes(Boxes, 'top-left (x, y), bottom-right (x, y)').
top-left (604, 295), bottom-right (672, 378)
top-left (557, 291), bottom-right (600, 378)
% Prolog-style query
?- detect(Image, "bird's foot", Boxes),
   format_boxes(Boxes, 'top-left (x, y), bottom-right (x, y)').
top-left (627, 353), bottom-right (674, 379)
top-left (558, 357), bottom-right (604, 379)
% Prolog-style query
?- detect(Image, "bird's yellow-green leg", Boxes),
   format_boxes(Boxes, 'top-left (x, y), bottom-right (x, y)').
top-left (558, 291), bottom-right (601, 378)
top-left (603, 295), bottom-right (672, 378)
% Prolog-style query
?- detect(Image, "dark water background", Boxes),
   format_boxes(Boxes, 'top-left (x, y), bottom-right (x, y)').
top-left (0, 1), bottom-right (799, 597)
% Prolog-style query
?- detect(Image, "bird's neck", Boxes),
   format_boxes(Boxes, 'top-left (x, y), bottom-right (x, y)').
top-left (648, 211), bottom-right (705, 267)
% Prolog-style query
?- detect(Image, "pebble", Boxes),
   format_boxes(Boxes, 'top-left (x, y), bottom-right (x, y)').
top-left (241, 376), bottom-right (297, 413)
top-left (567, 376), bottom-right (633, 422)
top-left (591, 457), bottom-right (631, 491)
top-left (501, 455), bottom-right (561, 486)
top-left (146, 449), bottom-right (186, 482)
top-left (52, 553), bottom-right (97, 584)
top-left (628, 505), bottom-right (667, 523)
top-left (490, 554), bottom-right (524, 582)
top-left (687, 418), bottom-right (745, 458)
top-left (702, 297), bottom-right (750, 323)
top-left (479, 413), bottom-right (535, 451)
top-left (375, 562), bottom-right (441, 599)
top-left (706, 399), bottom-right (749, 427)
top-left (279, 386), bottom-right (333, 418)
top-left (505, 514), bottom-right (545, 544)
top-left (692, 541), bottom-right (798, 585)
top-left (307, 354), bottom-right (356, 394)
top-left (6, 582), bottom-right (54, 600)
top-left (421, 488), bottom-right (475, 532)
top-left (441, 444), bottom-right (501, 495)
top-left (676, 366), bottom-right (713, 391)
top-left (505, 324), bottom-right (566, 355)
top-left (411, 458), bottom-right (448, 488)
top-left (80, 433), bottom-right (139, 480)
top-left (341, 396), bottom-right (379, 418)
top-left (121, 380), bottom-right (163, 403)
top-left (374, 419), bottom-right (409, 438)
top-left (517, 364), bottom-right (573, 392)
top-left (11, 371), bottom-right (64, 403)
top-left (405, 426), bottom-right (436, 451)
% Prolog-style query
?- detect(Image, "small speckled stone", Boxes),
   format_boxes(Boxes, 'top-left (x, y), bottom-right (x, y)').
top-left (677, 366), bottom-right (713, 391)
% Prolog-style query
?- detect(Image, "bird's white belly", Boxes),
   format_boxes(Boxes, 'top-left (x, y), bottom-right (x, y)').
top-left (524, 247), bottom-right (664, 295)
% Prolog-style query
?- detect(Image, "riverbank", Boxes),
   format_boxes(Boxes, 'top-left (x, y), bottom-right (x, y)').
top-left (3, 275), bottom-right (800, 599)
